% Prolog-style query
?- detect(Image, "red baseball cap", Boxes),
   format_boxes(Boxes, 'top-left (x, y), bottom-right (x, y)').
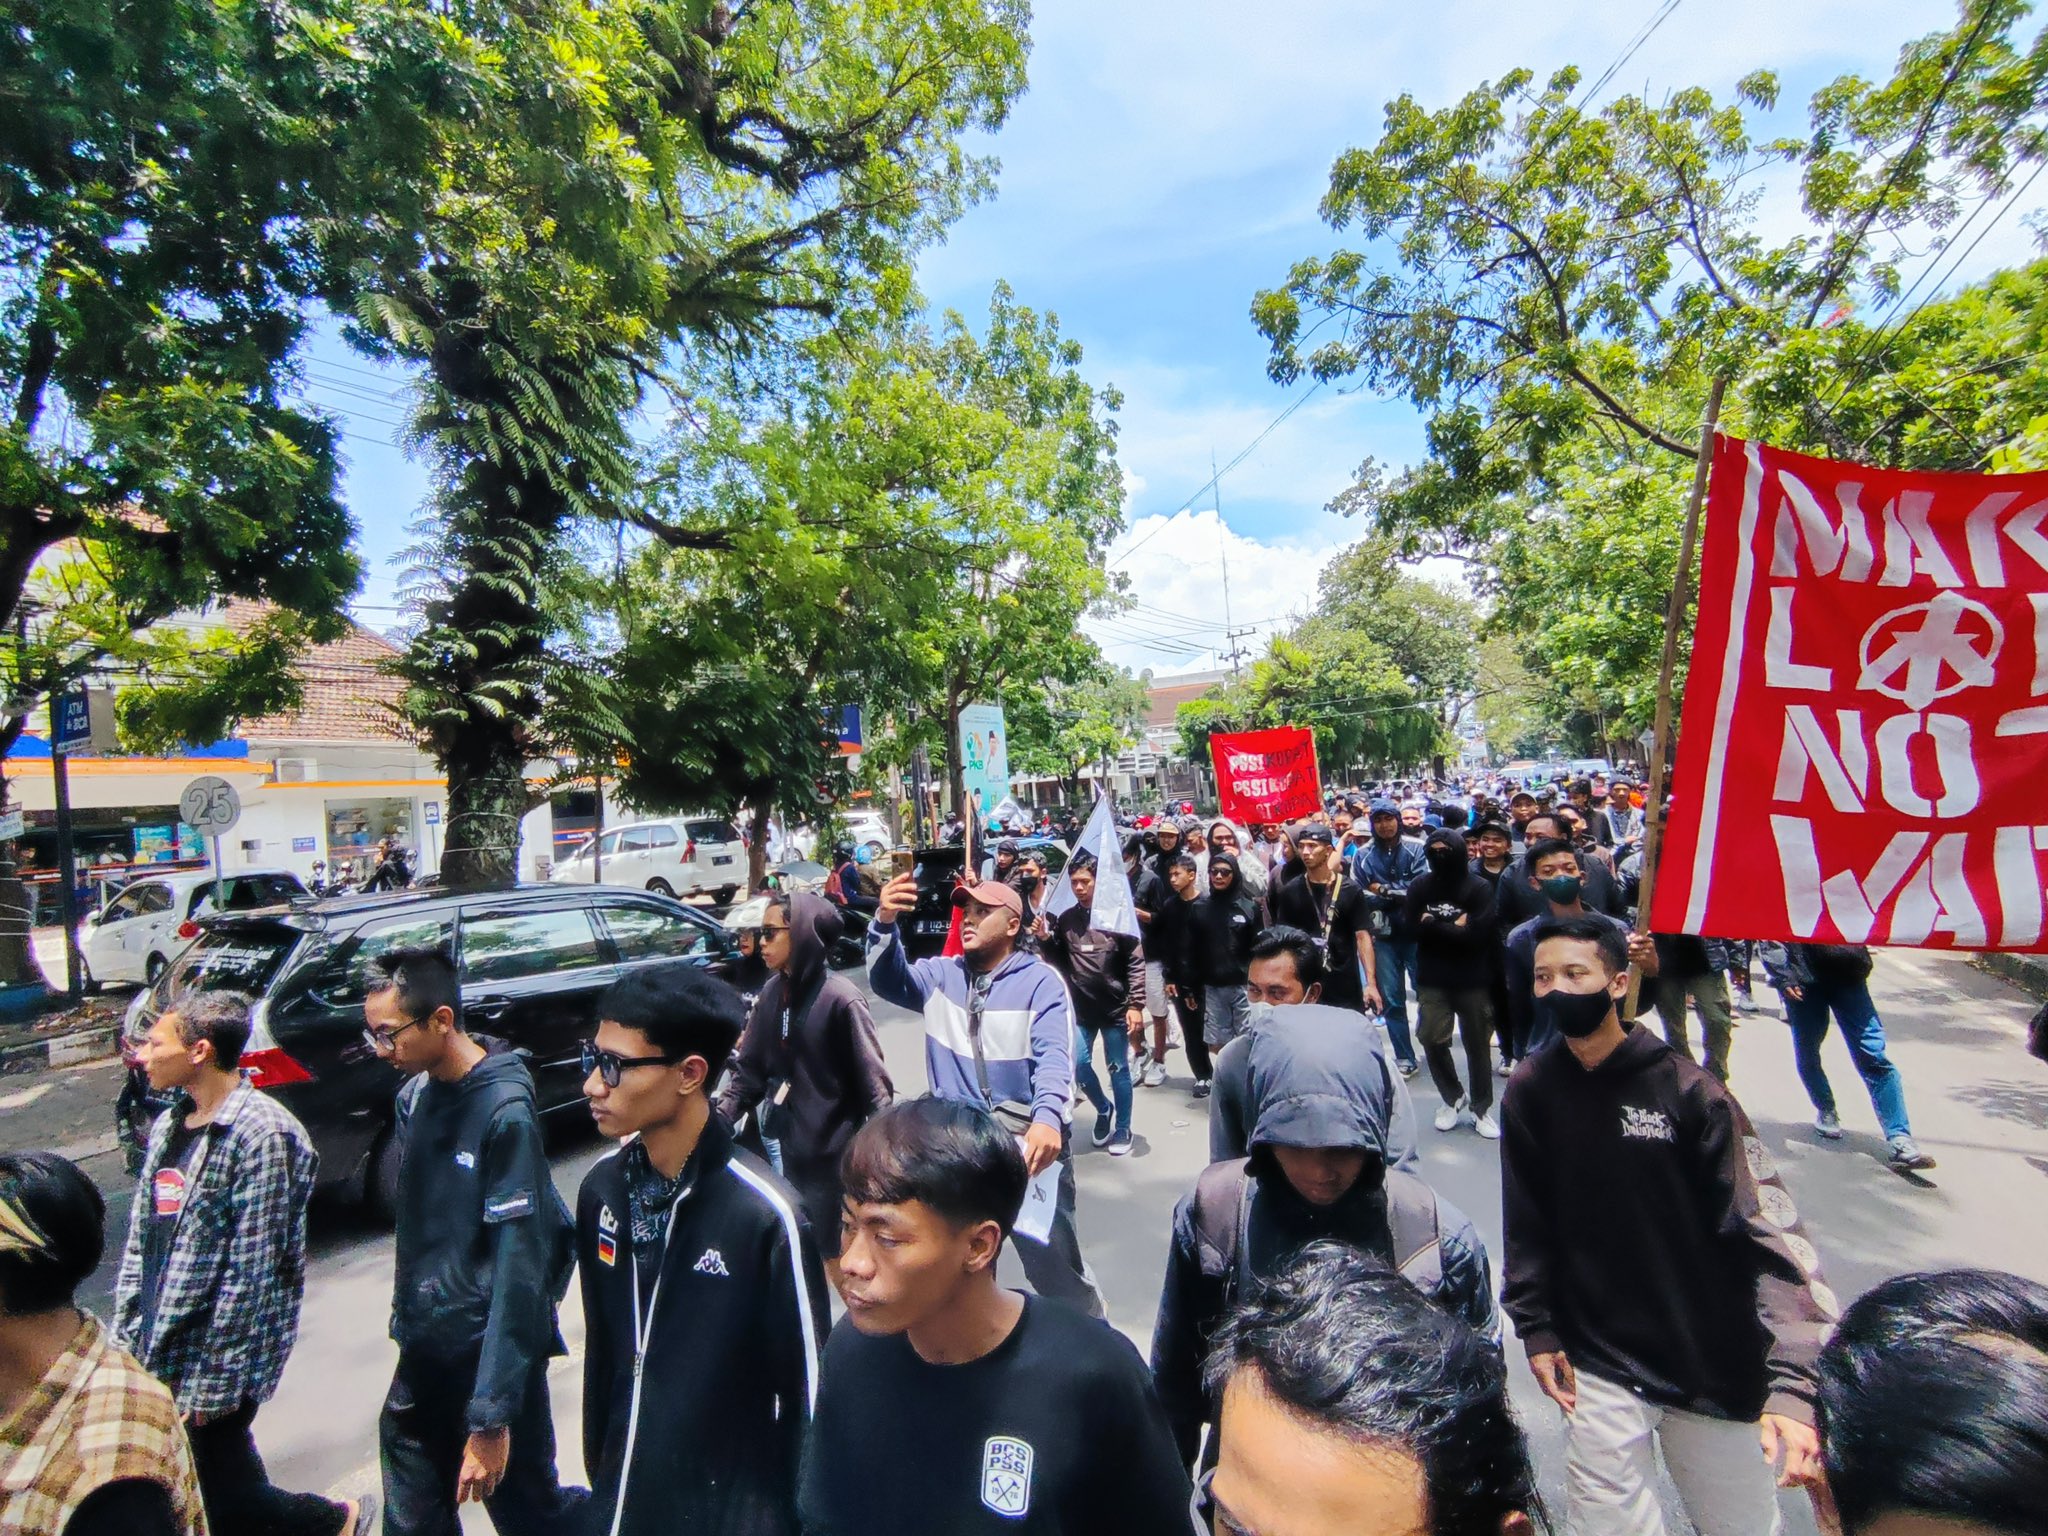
top-left (950, 879), bottom-right (1023, 916)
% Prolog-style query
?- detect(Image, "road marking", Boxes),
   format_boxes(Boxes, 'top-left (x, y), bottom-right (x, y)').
top-left (0, 1083), bottom-right (52, 1110)
top-left (49, 1131), bottom-right (121, 1163)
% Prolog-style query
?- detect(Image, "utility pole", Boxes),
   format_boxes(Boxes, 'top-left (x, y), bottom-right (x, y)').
top-left (1213, 448), bottom-right (1257, 677)
top-left (1222, 628), bottom-right (1256, 675)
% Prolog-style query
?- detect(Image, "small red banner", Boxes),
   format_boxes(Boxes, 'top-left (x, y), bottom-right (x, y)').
top-left (1210, 727), bottom-right (1322, 826)
top-left (1653, 436), bottom-right (2048, 950)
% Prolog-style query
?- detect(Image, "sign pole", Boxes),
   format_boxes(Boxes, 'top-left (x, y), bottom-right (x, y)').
top-left (1626, 375), bottom-right (1727, 1017)
top-left (51, 750), bottom-right (81, 996)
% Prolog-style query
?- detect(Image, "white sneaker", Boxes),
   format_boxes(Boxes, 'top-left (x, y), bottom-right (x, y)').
top-left (1433, 1099), bottom-right (1466, 1133)
top-left (1474, 1111), bottom-right (1501, 1140)
top-left (1142, 1061), bottom-right (1166, 1088)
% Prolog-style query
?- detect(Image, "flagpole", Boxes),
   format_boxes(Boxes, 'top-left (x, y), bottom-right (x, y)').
top-left (1626, 375), bottom-right (1728, 1018)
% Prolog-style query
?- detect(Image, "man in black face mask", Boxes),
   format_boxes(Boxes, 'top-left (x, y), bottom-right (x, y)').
top-left (1500, 916), bottom-right (1834, 1536)
top-left (1503, 839), bottom-right (1655, 1058)
top-left (1403, 829), bottom-right (1499, 1139)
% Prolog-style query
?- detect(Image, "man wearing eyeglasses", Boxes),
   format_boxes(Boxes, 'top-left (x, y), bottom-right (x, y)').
top-left (867, 869), bottom-right (1107, 1320)
top-left (364, 946), bottom-right (581, 1536)
top-left (578, 964), bottom-right (831, 1536)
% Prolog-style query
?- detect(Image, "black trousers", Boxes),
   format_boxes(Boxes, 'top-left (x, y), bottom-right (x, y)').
top-left (1171, 988), bottom-right (1212, 1080)
top-left (380, 1351), bottom-right (585, 1536)
top-left (187, 1401), bottom-right (349, 1536)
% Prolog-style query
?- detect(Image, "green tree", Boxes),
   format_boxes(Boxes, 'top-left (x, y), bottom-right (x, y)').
top-left (1010, 665), bottom-right (1150, 804)
top-left (1255, 1), bottom-right (2048, 730)
top-left (555, 285), bottom-right (1120, 880)
top-left (334, 0), bottom-right (1030, 884)
top-left (0, 0), bottom-right (411, 980)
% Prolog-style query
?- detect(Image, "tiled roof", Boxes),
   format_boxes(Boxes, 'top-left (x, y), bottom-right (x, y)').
top-left (217, 600), bottom-right (412, 744)
top-left (1144, 678), bottom-right (1223, 728)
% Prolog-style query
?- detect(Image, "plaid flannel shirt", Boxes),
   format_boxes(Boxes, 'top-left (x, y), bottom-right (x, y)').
top-left (113, 1078), bottom-right (319, 1420)
top-left (0, 1312), bottom-right (208, 1536)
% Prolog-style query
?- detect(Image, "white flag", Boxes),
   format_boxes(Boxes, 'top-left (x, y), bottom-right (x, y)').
top-left (1042, 789), bottom-right (1141, 938)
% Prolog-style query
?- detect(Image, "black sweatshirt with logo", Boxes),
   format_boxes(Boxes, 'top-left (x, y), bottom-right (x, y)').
top-left (389, 1044), bottom-right (572, 1432)
top-left (1499, 1026), bottom-right (1833, 1424)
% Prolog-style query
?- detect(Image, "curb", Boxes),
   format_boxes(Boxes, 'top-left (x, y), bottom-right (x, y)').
top-left (0, 1026), bottom-right (120, 1076)
top-left (1971, 951), bottom-right (2048, 1000)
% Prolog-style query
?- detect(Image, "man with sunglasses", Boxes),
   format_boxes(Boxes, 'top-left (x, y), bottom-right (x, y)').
top-left (579, 964), bottom-right (831, 1536)
top-left (868, 868), bottom-right (1107, 1319)
top-left (364, 947), bottom-right (580, 1536)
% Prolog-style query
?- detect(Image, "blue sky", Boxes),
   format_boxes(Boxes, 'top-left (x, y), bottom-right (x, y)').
top-left (314, 0), bottom-right (2040, 673)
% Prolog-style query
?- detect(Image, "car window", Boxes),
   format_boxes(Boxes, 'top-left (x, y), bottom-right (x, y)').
top-left (599, 903), bottom-right (710, 961)
top-left (690, 820), bottom-right (742, 845)
top-left (184, 882), bottom-right (217, 918)
top-left (619, 827), bottom-right (653, 853)
top-left (311, 914), bottom-right (456, 1006)
top-left (159, 925), bottom-right (304, 1000)
top-left (221, 874), bottom-right (303, 910)
top-left (132, 883), bottom-right (175, 917)
top-left (102, 886), bottom-right (148, 922)
top-left (645, 825), bottom-right (679, 849)
top-left (592, 831), bottom-right (621, 858)
top-left (462, 907), bottom-right (605, 983)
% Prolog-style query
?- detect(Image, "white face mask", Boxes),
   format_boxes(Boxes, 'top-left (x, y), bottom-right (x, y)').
top-left (1247, 1000), bottom-right (1276, 1028)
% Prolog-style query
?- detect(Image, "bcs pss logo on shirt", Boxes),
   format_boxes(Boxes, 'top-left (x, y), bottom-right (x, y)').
top-left (981, 1436), bottom-right (1033, 1518)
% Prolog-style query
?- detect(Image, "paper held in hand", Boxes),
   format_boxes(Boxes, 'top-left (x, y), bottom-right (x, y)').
top-left (1011, 1149), bottom-right (1061, 1245)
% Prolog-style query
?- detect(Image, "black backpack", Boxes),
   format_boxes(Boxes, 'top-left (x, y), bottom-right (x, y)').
top-left (1189, 1157), bottom-right (1444, 1297)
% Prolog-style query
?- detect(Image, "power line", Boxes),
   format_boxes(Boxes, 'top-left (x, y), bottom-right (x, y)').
top-left (1819, 155), bottom-right (2048, 422)
top-left (1115, 382), bottom-right (1328, 564)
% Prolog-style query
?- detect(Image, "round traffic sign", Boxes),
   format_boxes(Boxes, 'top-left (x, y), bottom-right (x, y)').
top-left (179, 775), bottom-right (243, 835)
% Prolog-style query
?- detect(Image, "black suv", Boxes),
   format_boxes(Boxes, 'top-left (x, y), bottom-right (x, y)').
top-left (898, 839), bottom-right (1069, 959)
top-left (117, 882), bottom-right (740, 1216)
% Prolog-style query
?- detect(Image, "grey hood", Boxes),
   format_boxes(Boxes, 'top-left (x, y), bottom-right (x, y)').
top-left (1246, 1003), bottom-right (1392, 1158)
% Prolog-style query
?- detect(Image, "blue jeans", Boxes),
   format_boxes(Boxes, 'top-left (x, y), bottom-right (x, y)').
top-left (1785, 977), bottom-right (1912, 1139)
top-left (1074, 1018), bottom-right (1133, 1136)
top-left (1372, 935), bottom-right (1420, 1066)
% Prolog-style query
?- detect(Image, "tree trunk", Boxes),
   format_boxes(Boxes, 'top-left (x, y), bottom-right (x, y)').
top-left (748, 797), bottom-right (772, 891)
top-left (944, 685), bottom-right (966, 826)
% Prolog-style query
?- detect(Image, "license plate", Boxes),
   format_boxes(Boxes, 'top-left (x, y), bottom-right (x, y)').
top-left (712, 855), bottom-right (733, 866)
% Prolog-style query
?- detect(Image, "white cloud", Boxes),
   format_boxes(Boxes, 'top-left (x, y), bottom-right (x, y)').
top-left (1088, 508), bottom-right (1349, 675)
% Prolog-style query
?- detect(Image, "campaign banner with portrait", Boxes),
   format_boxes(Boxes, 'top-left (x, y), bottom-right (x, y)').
top-left (957, 703), bottom-right (1010, 825)
top-left (1209, 727), bottom-right (1321, 826)
top-left (1652, 436), bottom-right (2048, 950)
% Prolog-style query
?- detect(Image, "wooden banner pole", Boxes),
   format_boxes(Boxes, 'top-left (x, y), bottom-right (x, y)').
top-left (1625, 374), bottom-right (1728, 1018)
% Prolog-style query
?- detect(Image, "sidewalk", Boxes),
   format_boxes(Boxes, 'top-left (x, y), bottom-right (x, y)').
top-left (0, 926), bottom-right (128, 1074)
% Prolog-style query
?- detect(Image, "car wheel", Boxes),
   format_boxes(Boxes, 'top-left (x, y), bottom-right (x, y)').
top-left (367, 1122), bottom-right (405, 1224)
top-left (647, 878), bottom-right (675, 898)
top-left (716, 885), bottom-right (740, 906)
top-left (863, 840), bottom-right (887, 858)
top-left (144, 953), bottom-right (166, 986)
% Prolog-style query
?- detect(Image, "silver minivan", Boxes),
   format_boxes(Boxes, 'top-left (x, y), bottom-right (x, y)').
top-left (548, 816), bottom-right (748, 902)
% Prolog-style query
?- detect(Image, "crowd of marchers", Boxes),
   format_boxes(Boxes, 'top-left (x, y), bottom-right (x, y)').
top-left (2, 768), bottom-right (2045, 1536)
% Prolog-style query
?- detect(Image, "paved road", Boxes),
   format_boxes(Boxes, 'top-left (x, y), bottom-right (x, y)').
top-left (10, 949), bottom-right (2046, 1530)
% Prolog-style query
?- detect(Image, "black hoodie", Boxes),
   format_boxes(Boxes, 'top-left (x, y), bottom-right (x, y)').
top-left (718, 894), bottom-right (893, 1234)
top-left (1151, 1019), bottom-right (1494, 1467)
top-left (1500, 1024), bottom-right (1832, 1424)
top-left (1402, 829), bottom-right (1496, 990)
top-left (578, 1115), bottom-right (830, 1536)
top-left (389, 1041), bottom-right (572, 1431)
top-left (1186, 854), bottom-right (1259, 987)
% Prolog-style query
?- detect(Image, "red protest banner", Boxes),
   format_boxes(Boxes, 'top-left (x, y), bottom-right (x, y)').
top-left (1652, 436), bottom-right (2048, 950)
top-left (1210, 727), bottom-right (1321, 826)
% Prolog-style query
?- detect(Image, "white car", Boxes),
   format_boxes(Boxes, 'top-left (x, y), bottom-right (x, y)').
top-left (548, 816), bottom-right (748, 902)
top-left (83, 868), bottom-right (307, 988)
top-left (843, 812), bottom-right (892, 855)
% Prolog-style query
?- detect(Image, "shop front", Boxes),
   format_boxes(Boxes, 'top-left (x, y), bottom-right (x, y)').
top-left (322, 796), bottom-right (419, 884)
